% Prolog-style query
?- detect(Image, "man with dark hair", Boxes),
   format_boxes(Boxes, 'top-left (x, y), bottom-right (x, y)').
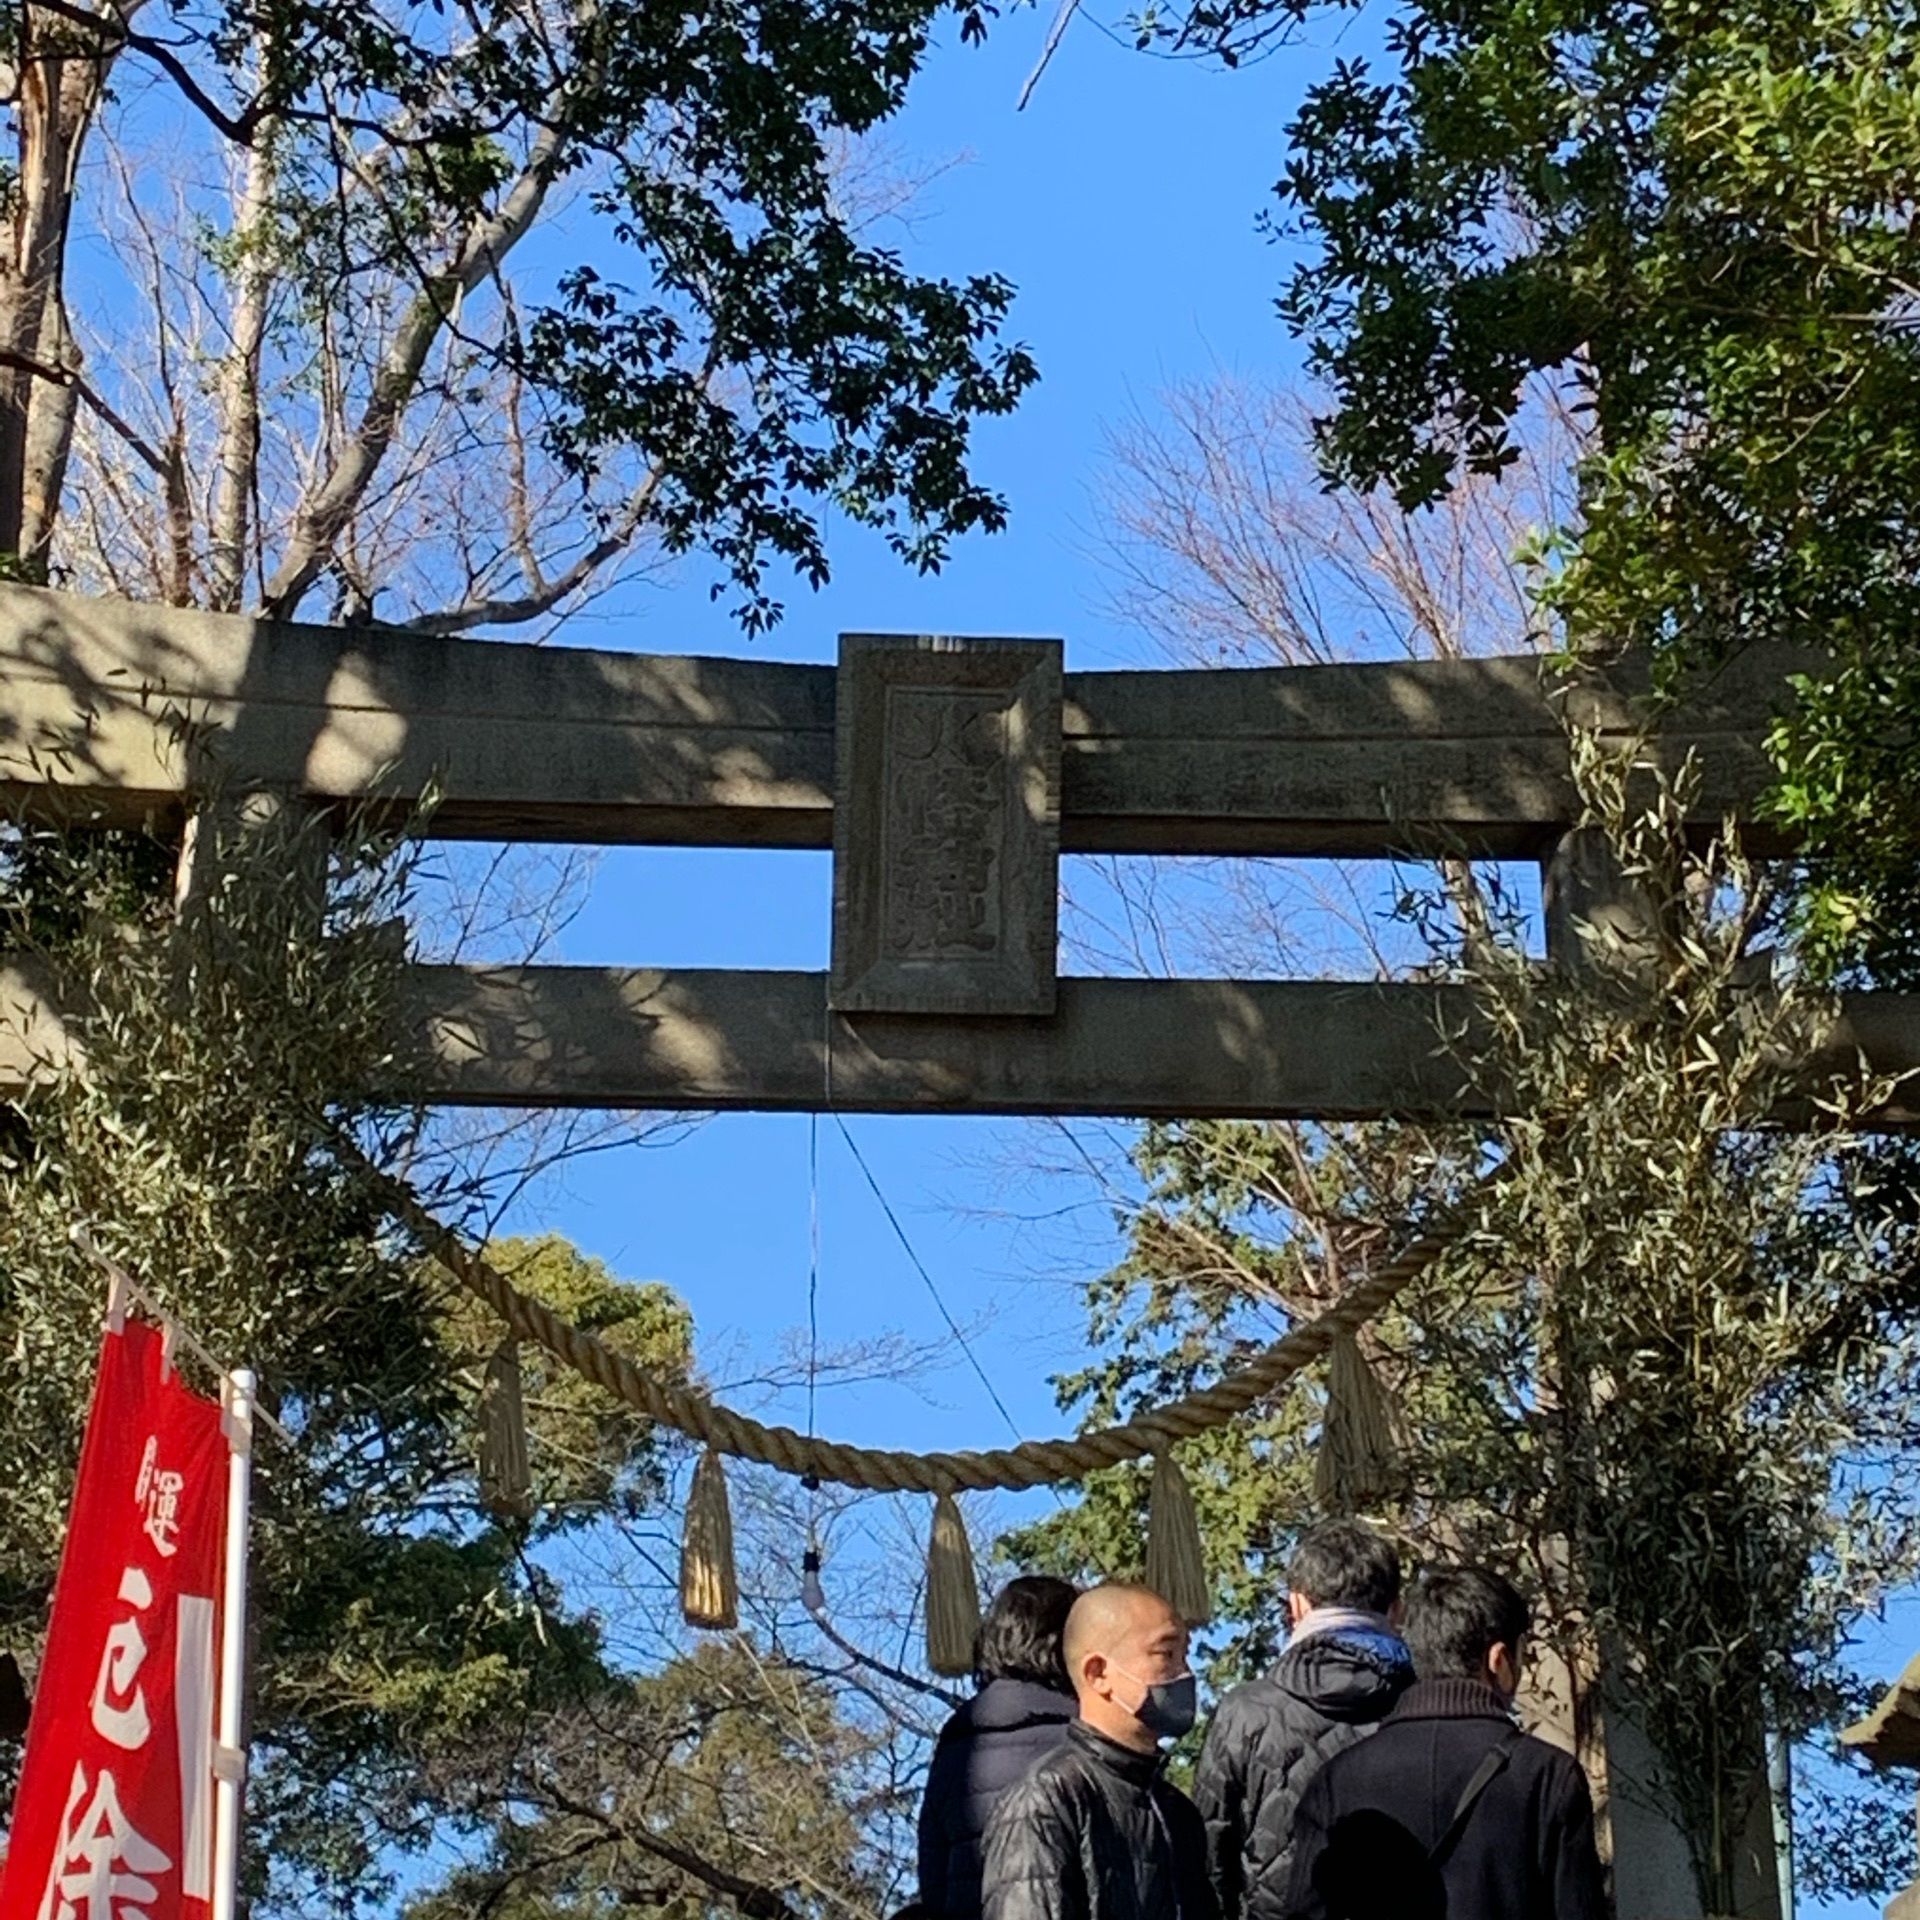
top-left (1194, 1520), bottom-right (1415, 1920)
top-left (919, 1576), bottom-right (1080, 1920)
top-left (1283, 1565), bottom-right (1608, 1920)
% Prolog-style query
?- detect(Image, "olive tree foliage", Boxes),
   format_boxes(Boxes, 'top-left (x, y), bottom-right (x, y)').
top-left (1136, 0), bottom-right (1920, 980)
top-left (0, 806), bottom-right (1007, 1918)
top-left (0, 0), bottom-right (1035, 631)
top-left (1449, 751), bottom-right (1920, 1907)
top-left (1014, 740), bottom-right (1920, 1907)
top-left (0, 806), bottom-right (709, 1912)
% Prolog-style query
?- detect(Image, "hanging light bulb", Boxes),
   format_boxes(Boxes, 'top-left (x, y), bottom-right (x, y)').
top-left (799, 1475), bottom-right (826, 1614)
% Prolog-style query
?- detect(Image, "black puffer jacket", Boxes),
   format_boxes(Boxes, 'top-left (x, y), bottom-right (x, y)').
top-left (981, 1721), bottom-right (1220, 1920)
top-left (919, 1679), bottom-right (1077, 1920)
top-left (1193, 1629), bottom-right (1414, 1920)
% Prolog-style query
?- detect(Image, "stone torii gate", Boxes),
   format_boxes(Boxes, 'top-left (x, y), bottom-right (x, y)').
top-left (0, 580), bottom-right (1907, 1919)
top-left (0, 584), bottom-right (1914, 1119)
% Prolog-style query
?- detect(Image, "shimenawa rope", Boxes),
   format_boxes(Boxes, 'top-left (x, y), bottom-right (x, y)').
top-left (369, 1152), bottom-right (1485, 1497)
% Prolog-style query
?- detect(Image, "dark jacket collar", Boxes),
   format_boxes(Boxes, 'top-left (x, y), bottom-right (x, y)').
top-left (1386, 1677), bottom-right (1519, 1724)
top-left (1274, 1629), bottom-right (1415, 1717)
top-left (959, 1677), bottom-right (1078, 1734)
top-left (1067, 1717), bottom-right (1165, 1785)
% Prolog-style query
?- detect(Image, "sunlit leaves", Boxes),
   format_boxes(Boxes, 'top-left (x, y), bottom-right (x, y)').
top-left (1009, 745), bottom-right (1920, 1906)
top-left (0, 811), bottom-right (692, 1912)
top-left (1260, 0), bottom-right (1920, 978)
top-left (107, 0), bottom-right (1036, 628)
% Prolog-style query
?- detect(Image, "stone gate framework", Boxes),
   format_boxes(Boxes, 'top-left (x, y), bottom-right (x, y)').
top-left (0, 583), bottom-right (1914, 1122)
top-left (0, 579), bottom-right (1883, 1917)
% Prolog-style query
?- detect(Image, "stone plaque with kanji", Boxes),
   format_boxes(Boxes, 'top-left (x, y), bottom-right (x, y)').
top-left (831, 635), bottom-right (1061, 1016)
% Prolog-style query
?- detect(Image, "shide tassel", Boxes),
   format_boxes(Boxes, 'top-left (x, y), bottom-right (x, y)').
top-left (680, 1448), bottom-right (740, 1631)
top-left (1315, 1331), bottom-right (1399, 1514)
top-left (925, 1489), bottom-right (981, 1678)
top-left (478, 1337), bottom-right (533, 1522)
top-left (1145, 1448), bottom-right (1211, 1626)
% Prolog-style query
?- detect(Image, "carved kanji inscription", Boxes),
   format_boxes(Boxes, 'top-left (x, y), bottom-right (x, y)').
top-left (832, 636), bottom-right (1061, 1015)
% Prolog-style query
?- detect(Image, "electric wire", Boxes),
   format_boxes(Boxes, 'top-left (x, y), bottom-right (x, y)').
top-left (831, 1115), bottom-right (1026, 1445)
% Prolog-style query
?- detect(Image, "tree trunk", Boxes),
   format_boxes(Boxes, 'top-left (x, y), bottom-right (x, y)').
top-left (0, 2), bottom-right (132, 570)
top-left (209, 51), bottom-right (274, 612)
top-left (257, 117), bottom-right (566, 621)
top-left (19, 279), bottom-right (81, 566)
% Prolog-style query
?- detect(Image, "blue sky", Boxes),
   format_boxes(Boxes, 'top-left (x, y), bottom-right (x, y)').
top-left (481, 10), bottom-right (1916, 1915)
top-left (515, 8), bottom-right (1329, 1446)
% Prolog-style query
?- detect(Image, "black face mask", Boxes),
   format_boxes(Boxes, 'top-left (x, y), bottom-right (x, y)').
top-left (1120, 1668), bottom-right (1197, 1741)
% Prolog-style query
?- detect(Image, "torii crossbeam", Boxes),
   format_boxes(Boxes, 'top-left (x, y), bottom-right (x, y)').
top-left (0, 584), bottom-right (1911, 1122)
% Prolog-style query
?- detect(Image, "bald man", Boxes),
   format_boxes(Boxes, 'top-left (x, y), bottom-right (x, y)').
top-left (980, 1584), bottom-right (1219, 1920)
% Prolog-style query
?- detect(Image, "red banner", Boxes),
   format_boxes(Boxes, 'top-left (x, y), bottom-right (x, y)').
top-left (1, 1318), bottom-right (228, 1920)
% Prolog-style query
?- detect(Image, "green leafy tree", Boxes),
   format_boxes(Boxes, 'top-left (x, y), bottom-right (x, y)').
top-left (1002, 1120), bottom-right (1468, 1687)
top-left (442, 1233), bottom-right (694, 1527)
top-left (1014, 748), bottom-right (1920, 1910)
top-left (0, 807), bottom-right (695, 1913)
top-left (1147, 0), bottom-right (1920, 977)
top-left (405, 1637), bottom-right (907, 1920)
top-left (0, 0), bottom-right (1044, 1861)
top-left (0, 0), bottom-right (1034, 629)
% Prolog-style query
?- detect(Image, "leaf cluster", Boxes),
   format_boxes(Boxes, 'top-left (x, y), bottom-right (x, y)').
top-left (1012, 742), bottom-right (1920, 1907)
top-left (0, 804), bottom-right (692, 1914)
top-left (95, 0), bottom-right (1038, 628)
top-left (1450, 745), bottom-right (1920, 1904)
top-left (1253, 0), bottom-right (1920, 975)
top-left (403, 1636), bottom-right (904, 1920)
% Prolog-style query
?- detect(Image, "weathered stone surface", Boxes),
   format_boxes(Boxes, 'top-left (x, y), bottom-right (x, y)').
top-left (387, 968), bottom-right (1920, 1118)
top-left (404, 968), bottom-right (1475, 1111)
top-left (0, 956), bottom-right (83, 1089)
top-left (1843, 1651), bottom-right (1920, 1770)
top-left (3, 961), bottom-right (1918, 1119)
top-left (830, 635), bottom-right (1061, 1016)
top-left (0, 585), bottom-right (1814, 857)
top-left (1544, 824), bottom-right (1667, 978)
top-left (1060, 643), bottom-right (1805, 857)
top-left (0, 583), bottom-right (838, 847)
top-left (1603, 1704), bottom-right (1780, 1920)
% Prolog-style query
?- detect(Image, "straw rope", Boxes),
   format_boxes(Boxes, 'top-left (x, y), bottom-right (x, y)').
top-left (366, 1152), bottom-right (1489, 1497)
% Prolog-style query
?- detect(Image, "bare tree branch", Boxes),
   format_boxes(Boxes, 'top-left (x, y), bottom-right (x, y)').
top-left (259, 112), bottom-right (571, 619)
top-left (0, 344), bottom-right (167, 476)
top-left (404, 460), bottom-right (666, 634)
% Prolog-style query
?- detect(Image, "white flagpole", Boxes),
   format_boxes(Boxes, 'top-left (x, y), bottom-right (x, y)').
top-left (213, 1367), bottom-right (256, 1920)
